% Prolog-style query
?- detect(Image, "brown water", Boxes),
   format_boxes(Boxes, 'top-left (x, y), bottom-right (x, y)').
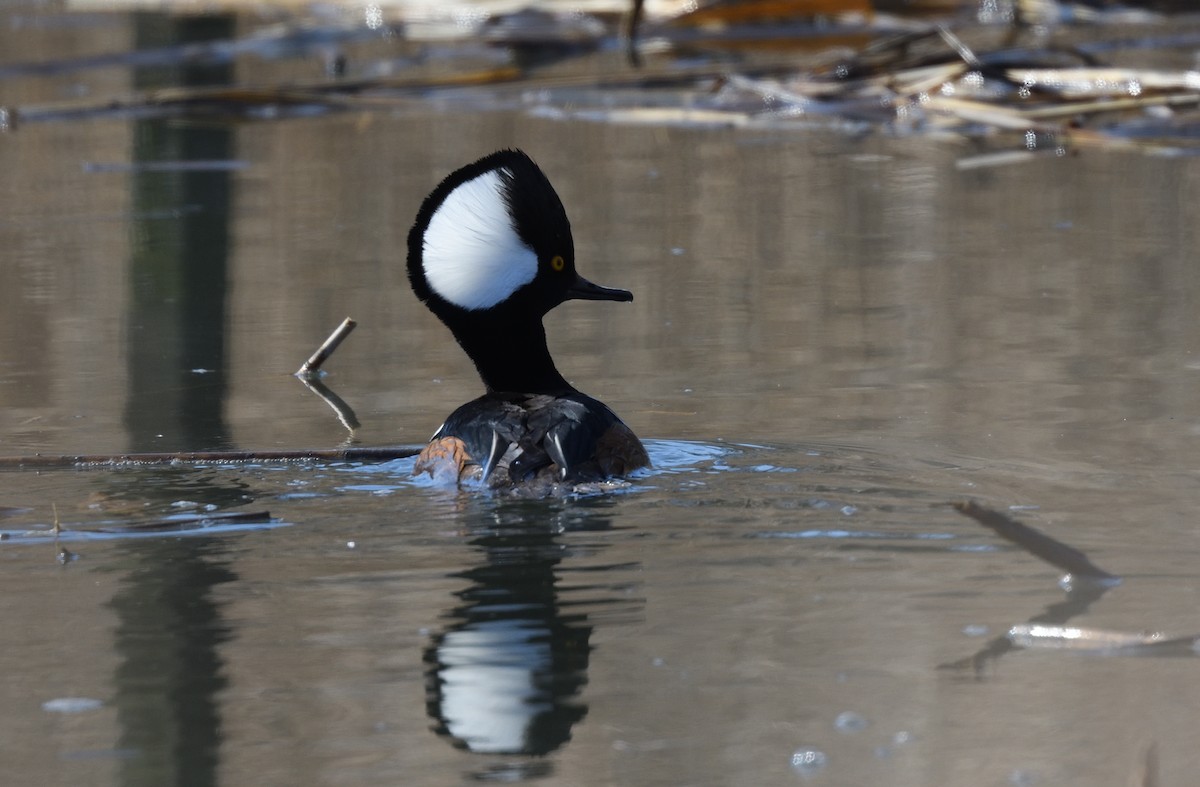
top-left (5, 9), bottom-right (1200, 787)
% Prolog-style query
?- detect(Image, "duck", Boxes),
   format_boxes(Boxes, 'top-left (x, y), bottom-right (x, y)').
top-left (406, 149), bottom-right (650, 489)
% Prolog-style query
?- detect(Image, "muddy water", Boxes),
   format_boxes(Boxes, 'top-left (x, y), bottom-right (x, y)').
top-left (5, 12), bottom-right (1200, 787)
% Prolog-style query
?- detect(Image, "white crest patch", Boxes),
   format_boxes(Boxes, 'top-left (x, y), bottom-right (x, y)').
top-left (422, 168), bottom-right (538, 310)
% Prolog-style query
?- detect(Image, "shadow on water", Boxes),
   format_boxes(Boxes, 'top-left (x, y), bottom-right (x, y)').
top-left (423, 496), bottom-right (635, 780)
top-left (110, 12), bottom-right (239, 787)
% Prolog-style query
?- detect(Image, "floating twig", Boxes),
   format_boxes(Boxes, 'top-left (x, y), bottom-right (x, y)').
top-left (0, 446), bottom-right (419, 469)
top-left (82, 510), bottom-right (274, 533)
top-left (937, 573), bottom-right (1115, 674)
top-left (6, 510), bottom-right (276, 539)
top-left (296, 317), bottom-right (357, 378)
top-left (1006, 624), bottom-right (1198, 656)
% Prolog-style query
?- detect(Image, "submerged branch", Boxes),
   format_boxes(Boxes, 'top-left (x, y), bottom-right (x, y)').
top-left (953, 500), bottom-right (1119, 581)
top-left (66, 509), bottom-right (273, 533)
top-left (0, 446), bottom-right (420, 469)
top-left (3, 510), bottom-right (277, 541)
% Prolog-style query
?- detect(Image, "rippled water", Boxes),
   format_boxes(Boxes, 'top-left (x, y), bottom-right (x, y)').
top-left (6, 8), bottom-right (1200, 787)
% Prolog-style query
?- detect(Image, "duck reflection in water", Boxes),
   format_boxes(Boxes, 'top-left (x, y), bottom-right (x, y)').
top-left (424, 502), bottom-right (629, 759)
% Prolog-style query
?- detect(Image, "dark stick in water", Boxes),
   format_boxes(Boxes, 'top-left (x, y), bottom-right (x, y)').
top-left (953, 500), bottom-right (1119, 581)
top-left (0, 446), bottom-right (420, 469)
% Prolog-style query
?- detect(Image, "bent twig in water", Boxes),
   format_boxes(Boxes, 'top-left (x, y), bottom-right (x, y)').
top-left (296, 317), bottom-right (357, 378)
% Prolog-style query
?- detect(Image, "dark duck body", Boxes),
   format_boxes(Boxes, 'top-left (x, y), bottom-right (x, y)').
top-left (406, 149), bottom-right (649, 488)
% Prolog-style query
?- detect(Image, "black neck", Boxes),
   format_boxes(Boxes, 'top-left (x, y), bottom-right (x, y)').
top-left (450, 315), bottom-right (572, 395)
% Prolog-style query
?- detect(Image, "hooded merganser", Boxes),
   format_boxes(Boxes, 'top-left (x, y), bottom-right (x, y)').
top-left (407, 149), bottom-right (649, 488)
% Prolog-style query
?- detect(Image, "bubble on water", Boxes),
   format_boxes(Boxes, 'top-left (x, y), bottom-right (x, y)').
top-left (893, 730), bottom-right (913, 746)
top-left (835, 711), bottom-right (868, 733)
top-left (789, 747), bottom-right (828, 777)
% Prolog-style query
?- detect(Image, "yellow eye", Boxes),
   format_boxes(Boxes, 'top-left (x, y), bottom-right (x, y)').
top-left (550, 255), bottom-right (565, 272)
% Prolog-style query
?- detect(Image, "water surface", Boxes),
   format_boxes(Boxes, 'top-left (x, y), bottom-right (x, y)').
top-left (4, 9), bottom-right (1200, 787)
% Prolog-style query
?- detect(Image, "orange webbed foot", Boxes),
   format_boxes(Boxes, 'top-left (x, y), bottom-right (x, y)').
top-left (414, 436), bottom-right (478, 486)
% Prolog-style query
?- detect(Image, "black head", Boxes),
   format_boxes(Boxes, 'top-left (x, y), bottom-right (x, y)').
top-left (407, 149), bottom-right (632, 323)
top-left (406, 150), bottom-right (633, 394)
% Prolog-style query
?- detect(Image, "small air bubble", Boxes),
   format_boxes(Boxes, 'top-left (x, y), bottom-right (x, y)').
top-left (1009, 769), bottom-right (1037, 786)
top-left (364, 3), bottom-right (383, 28)
top-left (835, 711), bottom-right (868, 733)
top-left (790, 747), bottom-right (828, 777)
